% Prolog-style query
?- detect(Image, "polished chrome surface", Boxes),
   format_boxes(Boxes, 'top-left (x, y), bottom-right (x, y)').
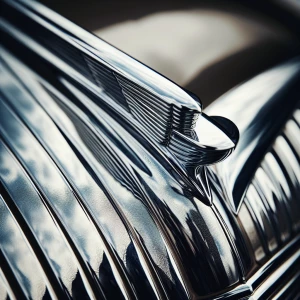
top-left (206, 58), bottom-right (300, 298)
top-left (206, 61), bottom-right (300, 213)
top-left (0, 0), bottom-right (300, 299)
top-left (209, 91), bottom-right (300, 292)
top-left (235, 115), bottom-right (300, 267)
top-left (247, 236), bottom-right (300, 290)
top-left (248, 236), bottom-right (300, 299)
top-left (0, 0), bottom-right (239, 188)
top-left (272, 271), bottom-right (300, 299)
top-left (0, 53), bottom-right (241, 298)
top-left (0, 0), bottom-right (242, 295)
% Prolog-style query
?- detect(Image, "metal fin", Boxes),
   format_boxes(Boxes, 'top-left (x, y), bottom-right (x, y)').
top-left (1, 0), bottom-right (239, 201)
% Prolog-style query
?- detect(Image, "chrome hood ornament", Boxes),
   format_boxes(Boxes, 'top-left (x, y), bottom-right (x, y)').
top-left (1, 0), bottom-right (239, 203)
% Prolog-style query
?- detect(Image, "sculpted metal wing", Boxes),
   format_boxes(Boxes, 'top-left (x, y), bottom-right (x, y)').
top-left (0, 0), bottom-right (238, 204)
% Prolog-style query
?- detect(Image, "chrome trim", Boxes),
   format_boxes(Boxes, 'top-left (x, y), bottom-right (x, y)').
top-left (0, 35), bottom-right (241, 299)
top-left (249, 244), bottom-right (300, 299)
top-left (206, 60), bottom-right (300, 213)
top-left (0, 0), bottom-right (239, 196)
top-left (216, 236), bottom-right (300, 299)
top-left (247, 235), bottom-right (300, 290)
top-left (204, 236), bottom-right (300, 299)
top-left (1, 0), bottom-right (299, 298)
top-left (272, 271), bottom-right (300, 299)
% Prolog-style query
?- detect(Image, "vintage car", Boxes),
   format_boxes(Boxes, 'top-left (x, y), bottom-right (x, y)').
top-left (0, 0), bottom-right (299, 299)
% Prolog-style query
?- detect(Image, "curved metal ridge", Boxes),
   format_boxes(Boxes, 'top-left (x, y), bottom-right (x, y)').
top-left (0, 1), bottom-right (298, 297)
top-left (0, 193), bottom-right (52, 299)
top-left (206, 58), bottom-right (300, 297)
top-left (206, 58), bottom-right (300, 213)
top-left (0, 47), bottom-right (241, 298)
top-left (169, 114), bottom-right (238, 168)
top-left (0, 0), bottom-right (239, 189)
top-left (209, 107), bottom-right (300, 278)
top-left (0, 104), bottom-right (119, 299)
top-left (214, 236), bottom-right (300, 299)
top-left (223, 109), bottom-right (300, 270)
top-left (242, 134), bottom-right (300, 249)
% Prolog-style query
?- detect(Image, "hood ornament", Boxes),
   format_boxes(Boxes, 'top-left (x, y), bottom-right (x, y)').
top-left (168, 111), bottom-right (239, 202)
top-left (168, 112), bottom-right (239, 168)
top-left (1, 0), bottom-right (239, 203)
top-left (114, 73), bottom-right (239, 202)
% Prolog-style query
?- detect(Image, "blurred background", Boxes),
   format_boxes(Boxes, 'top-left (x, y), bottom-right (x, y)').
top-left (39, 0), bottom-right (300, 107)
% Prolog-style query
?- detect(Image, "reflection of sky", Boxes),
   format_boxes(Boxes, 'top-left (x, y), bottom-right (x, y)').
top-left (0, 267), bottom-right (14, 299)
top-left (0, 53), bottom-right (154, 297)
top-left (1, 39), bottom-right (240, 295)
top-left (0, 55), bottom-right (131, 265)
top-left (59, 78), bottom-right (239, 287)
top-left (0, 95), bottom-right (102, 296)
top-left (0, 120), bottom-right (79, 295)
top-left (0, 194), bottom-right (48, 299)
top-left (53, 81), bottom-right (176, 285)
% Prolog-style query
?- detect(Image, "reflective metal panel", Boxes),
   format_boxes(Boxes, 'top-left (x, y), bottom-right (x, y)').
top-left (206, 60), bottom-right (300, 213)
top-left (0, 0), bottom-right (300, 298)
top-left (0, 49), bottom-right (240, 298)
